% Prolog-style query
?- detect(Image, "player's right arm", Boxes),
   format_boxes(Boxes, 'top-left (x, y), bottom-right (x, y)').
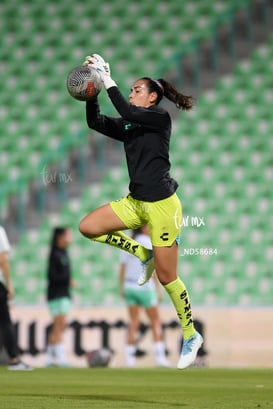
top-left (84, 54), bottom-right (125, 141)
top-left (86, 99), bottom-right (125, 142)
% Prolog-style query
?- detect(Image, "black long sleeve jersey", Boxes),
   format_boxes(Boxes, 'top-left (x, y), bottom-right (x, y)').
top-left (47, 248), bottom-right (71, 300)
top-left (86, 86), bottom-right (178, 202)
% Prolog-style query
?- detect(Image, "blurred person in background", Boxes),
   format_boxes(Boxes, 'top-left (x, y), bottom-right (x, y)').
top-left (0, 225), bottom-right (32, 370)
top-left (119, 225), bottom-right (171, 368)
top-left (45, 227), bottom-right (74, 367)
top-left (79, 54), bottom-right (203, 369)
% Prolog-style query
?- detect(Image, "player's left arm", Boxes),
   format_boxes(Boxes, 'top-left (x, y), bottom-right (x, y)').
top-left (107, 87), bottom-right (169, 130)
top-left (85, 54), bottom-right (168, 129)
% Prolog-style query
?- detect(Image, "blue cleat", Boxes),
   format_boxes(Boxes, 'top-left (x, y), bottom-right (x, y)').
top-left (177, 331), bottom-right (203, 369)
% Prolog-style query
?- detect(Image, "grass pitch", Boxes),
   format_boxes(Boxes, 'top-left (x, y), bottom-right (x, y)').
top-left (0, 367), bottom-right (272, 409)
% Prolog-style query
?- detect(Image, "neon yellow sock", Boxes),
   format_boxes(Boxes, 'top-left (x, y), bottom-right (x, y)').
top-left (91, 231), bottom-right (149, 261)
top-left (164, 277), bottom-right (196, 339)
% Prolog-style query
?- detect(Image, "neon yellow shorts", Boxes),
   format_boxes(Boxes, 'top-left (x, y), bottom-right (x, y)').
top-left (48, 297), bottom-right (71, 317)
top-left (110, 192), bottom-right (182, 247)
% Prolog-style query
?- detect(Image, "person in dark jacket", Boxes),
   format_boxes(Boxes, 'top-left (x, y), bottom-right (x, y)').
top-left (45, 227), bottom-right (73, 367)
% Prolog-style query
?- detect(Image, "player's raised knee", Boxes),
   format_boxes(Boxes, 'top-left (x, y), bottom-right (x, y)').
top-left (78, 219), bottom-right (91, 238)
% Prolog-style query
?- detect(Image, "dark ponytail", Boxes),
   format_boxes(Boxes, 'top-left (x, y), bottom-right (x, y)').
top-left (157, 78), bottom-right (194, 111)
top-left (141, 77), bottom-right (194, 111)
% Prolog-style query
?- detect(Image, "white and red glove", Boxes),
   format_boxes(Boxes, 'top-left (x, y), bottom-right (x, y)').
top-left (83, 53), bottom-right (116, 90)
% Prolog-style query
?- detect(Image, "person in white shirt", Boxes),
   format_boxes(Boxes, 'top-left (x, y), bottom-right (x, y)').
top-left (119, 225), bottom-right (171, 368)
top-left (0, 225), bottom-right (32, 370)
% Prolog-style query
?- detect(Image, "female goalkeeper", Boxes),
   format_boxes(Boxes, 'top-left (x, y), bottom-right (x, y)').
top-left (79, 54), bottom-right (203, 369)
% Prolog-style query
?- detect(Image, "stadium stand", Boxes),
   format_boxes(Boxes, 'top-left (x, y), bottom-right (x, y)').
top-left (0, 0), bottom-right (257, 217)
top-left (10, 31), bottom-right (273, 306)
top-left (1, 0), bottom-right (272, 307)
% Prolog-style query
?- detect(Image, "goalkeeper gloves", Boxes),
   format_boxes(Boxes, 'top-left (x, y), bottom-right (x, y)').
top-left (83, 54), bottom-right (116, 90)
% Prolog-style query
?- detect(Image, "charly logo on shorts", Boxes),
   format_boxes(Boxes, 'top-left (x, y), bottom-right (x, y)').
top-left (160, 232), bottom-right (169, 241)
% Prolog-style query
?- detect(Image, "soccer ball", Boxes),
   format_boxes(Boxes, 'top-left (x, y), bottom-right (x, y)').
top-left (66, 65), bottom-right (103, 101)
top-left (86, 348), bottom-right (112, 367)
